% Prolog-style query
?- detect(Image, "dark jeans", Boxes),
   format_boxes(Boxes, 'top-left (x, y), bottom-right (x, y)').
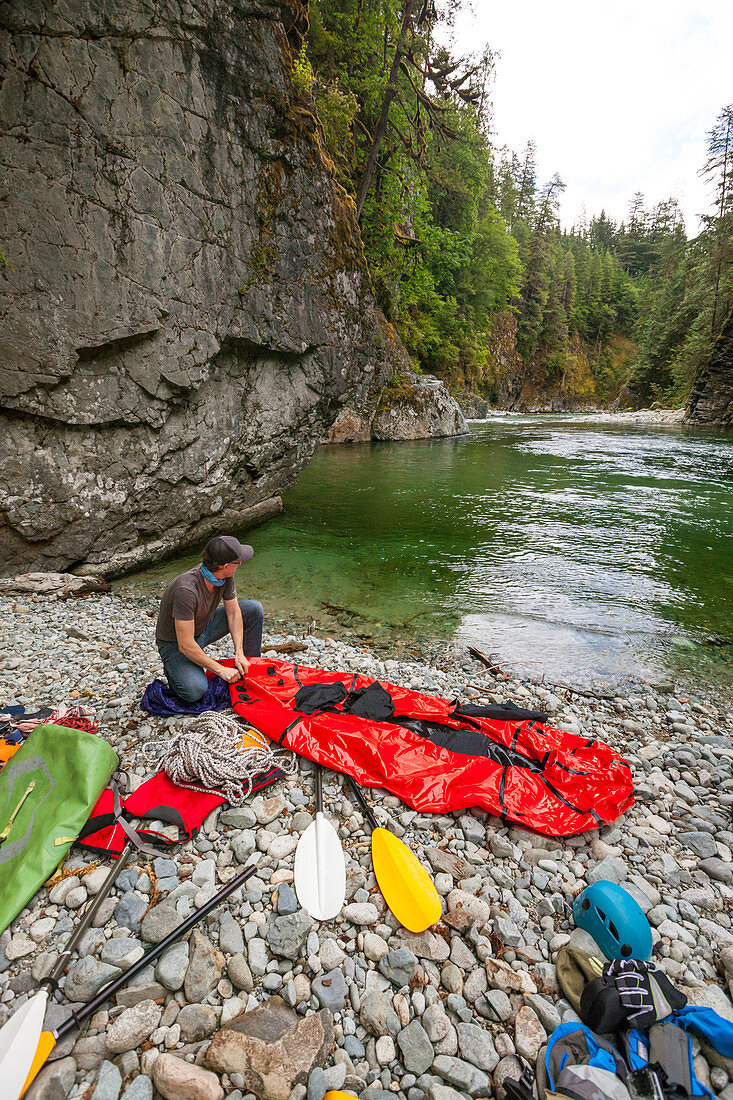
top-left (157, 599), bottom-right (263, 703)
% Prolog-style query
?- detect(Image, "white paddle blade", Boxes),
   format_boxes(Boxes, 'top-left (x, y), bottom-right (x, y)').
top-left (294, 812), bottom-right (346, 921)
top-left (0, 988), bottom-right (48, 1099)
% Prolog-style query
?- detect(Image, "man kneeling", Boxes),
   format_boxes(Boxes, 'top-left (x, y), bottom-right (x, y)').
top-left (155, 535), bottom-right (263, 703)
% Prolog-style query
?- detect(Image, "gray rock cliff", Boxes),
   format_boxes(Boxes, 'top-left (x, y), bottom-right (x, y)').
top-left (0, 0), bottom-right (400, 575)
top-left (687, 311), bottom-right (733, 428)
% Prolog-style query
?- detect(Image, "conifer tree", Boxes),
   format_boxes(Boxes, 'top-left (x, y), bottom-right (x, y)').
top-left (305, 13), bottom-right (732, 410)
top-left (701, 103), bottom-right (733, 335)
top-left (561, 250), bottom-right (576, 318)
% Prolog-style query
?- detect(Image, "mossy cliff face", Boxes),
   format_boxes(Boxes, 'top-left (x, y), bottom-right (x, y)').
top-left (477, 313), bottom-right (636, 412)
top-left (0, 0), bottom-right (399, 576)
top-left (687, 311), bottom-right (733, 428)
top-left (325, 363), bottom-right (468, 442)
top-left (370, 373), bottom-right (468, 440)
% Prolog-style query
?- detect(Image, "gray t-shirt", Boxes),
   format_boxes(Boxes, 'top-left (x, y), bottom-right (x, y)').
top-left (155, 566), bottom-right (236, 644)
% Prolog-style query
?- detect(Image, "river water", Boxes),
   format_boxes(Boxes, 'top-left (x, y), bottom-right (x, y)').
top-left (117, 416), bottom-right (733, 695)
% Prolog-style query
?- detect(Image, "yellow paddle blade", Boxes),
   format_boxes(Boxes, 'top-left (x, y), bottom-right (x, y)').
top-left (371, 827), bottom-right (442, 933)
top-left (325, 1092), bottom-right (359, 1100)
top-left (21, 1030), bottom-right (57, 1097)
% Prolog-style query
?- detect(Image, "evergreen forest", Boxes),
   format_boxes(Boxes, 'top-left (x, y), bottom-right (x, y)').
top-left (299, 0), bottom-right (733, 408)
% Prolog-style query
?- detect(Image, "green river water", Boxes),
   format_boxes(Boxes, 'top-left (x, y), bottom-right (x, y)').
top-left (117, 415), bottom-right (733, 695)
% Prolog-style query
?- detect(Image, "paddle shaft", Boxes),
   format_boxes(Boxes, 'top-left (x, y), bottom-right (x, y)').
top-left (53, 863), bottom-right (257, 1043)
top-left (315, 762), bottom-right (323, 815)
top-left (47, 843), bottom-right (133, 987)
top-left (347, 777), bottom-right (379, 832)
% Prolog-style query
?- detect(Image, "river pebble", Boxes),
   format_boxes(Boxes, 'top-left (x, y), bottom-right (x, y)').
top-left (1, 591), bottom-right (732, 1099)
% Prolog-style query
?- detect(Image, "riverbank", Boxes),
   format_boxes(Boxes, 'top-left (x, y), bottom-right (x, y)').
top-left (466, 407), bottom-right (688, 426)
top-left (1, 590), bottom-right (733, 1100)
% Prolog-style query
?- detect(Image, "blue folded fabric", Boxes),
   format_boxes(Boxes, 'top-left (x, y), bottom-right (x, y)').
top-left (1, 729), bottom-right (24, 744)
top-left (140, 676), bottom-right (231, 717)
top-left (674, 1006), bottom-right (733, 1058)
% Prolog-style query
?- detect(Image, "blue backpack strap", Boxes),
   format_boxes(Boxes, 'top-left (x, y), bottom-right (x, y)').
top-left (673, 1006), bottom-right (733, 1060)
top-left (625, 1028), bottom-right (650, 1070)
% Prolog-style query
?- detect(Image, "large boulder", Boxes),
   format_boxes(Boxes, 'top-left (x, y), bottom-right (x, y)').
top-left (457, 393), bottom-right (493, 418)
top-left (0, 0), bottom-right (400, 576)
top-left (327, 371), bottom-right (467, 442)
top-left (371, 373), bottom-right (468, 440)
top-left (205, 995), bottom-right (333, 1100)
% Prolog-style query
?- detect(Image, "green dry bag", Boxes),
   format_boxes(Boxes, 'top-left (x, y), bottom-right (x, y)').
top-left (0, 724), bottom-right (119, 935)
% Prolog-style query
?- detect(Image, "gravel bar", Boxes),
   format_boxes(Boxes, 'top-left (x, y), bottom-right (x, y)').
top-left (1, 590), bottom-right (732, 1100)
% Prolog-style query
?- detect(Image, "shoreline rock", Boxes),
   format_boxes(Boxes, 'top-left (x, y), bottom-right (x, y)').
top-left (327, 372), bottom-right (468, 444)
top-left (687, 310), bottom-right (733, 428)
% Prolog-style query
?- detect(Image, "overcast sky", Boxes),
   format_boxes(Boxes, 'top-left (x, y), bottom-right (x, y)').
top-left (451, 1), bottom-right (733, 235)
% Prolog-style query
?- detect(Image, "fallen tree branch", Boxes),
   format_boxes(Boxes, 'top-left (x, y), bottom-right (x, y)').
top-left (467, 645), bottom-right (496, 668)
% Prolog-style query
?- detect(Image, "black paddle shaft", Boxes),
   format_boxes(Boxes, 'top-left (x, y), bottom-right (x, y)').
top-left (347, 777), bottom-right (380, 833)
top-left (315, 762), bottom-right (323, 815)
top-left (47, 843), bottom-right (133, 989)
top-left (54, 864), bottom-right (257, 1042)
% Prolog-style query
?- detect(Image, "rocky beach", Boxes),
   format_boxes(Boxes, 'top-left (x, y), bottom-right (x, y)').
top-left (1, 588), bottom-right (732, 1100)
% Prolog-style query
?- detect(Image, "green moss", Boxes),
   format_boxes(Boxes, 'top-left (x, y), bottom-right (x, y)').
top-left (117, 44), bottom-right (132, 74)
top-left (238, 162), bottom-right (286, 294)
top-left (312, 80), bottom-right (357, 191)
top-left (382, 370), bottom-right (416, 400)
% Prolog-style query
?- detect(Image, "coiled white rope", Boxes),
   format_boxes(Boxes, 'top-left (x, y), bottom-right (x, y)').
top-left (159, 712), bottom-right (296, 805)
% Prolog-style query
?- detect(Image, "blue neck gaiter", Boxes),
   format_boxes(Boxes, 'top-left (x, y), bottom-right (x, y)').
top-left (200, 563), bottom-right (226, 587)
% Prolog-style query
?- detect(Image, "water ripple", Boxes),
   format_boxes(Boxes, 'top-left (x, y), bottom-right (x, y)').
top-left (117, 416), bottom-right (733, 693)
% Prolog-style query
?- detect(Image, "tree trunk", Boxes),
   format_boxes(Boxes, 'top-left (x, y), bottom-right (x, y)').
top-left (711, 115), bottom-right (732, 337)
top-left (355, 0), bottom-right (417, 222)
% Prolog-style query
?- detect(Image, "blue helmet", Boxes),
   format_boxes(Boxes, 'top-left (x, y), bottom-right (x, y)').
top-left (573, 880), bottom-right (653, 961)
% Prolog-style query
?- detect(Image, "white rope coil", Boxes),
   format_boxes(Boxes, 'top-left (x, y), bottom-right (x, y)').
top-left (159, 712), bottom-right (296, 805)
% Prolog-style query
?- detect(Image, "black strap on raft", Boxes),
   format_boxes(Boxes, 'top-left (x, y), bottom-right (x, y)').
top-left (498, 765), bottom-right (509, 821)
top-left (454, 700), bottom-right (548, 724)
top-left (569, 737), bottom-right (599, 755)
top-left (293, 681), bottom-right (396, 721)
top-left (553, 762), bottom-right (591, 776)
top-left (277, 716), bottom-right (306, 746)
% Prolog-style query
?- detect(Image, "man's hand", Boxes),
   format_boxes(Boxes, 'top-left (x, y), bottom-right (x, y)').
top-left (234, 651), bottom-right (250, 678)
top-left (217, 664), bottom-right (242, 685)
